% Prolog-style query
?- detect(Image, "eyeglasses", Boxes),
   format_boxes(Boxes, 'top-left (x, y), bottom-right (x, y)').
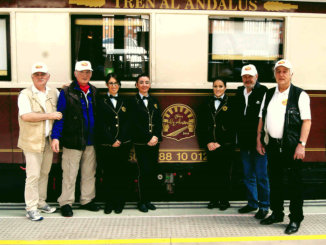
top-left (108, 82), bottom-right (119, 86)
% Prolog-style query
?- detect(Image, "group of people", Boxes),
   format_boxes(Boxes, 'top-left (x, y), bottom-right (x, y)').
top-left (198, 60), bottom-right (311, 235)
top-left (17, 59), bottom-right (311, 235)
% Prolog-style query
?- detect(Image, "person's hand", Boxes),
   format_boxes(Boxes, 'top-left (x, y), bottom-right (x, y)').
top-left (256, 139), bottom-right (266, 155)
top-left (207, 142), bottom-right (220, 151)
top-left (51, 139), bottom-right (60, 153)
top-left (147, 136), bottom-right (158, 146)
top-left (112, 140), bottom-right (121, 148)
top-left (294, 143), bottom-right (305, 160)
top-left (48, 112), bottom-right (62, 120)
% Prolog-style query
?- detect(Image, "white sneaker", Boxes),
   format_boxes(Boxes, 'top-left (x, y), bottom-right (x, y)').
top-left (26, 210), bottom-right (43, 221)
top-left (39, 204), bottom-right (56, 214)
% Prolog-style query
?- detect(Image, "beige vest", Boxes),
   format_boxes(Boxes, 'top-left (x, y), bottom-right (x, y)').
top-left (17, 86), bottom-right (58, 152)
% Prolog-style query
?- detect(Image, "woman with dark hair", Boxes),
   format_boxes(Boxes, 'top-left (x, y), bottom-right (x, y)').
top-left (96, 73), bottom-right (131, 214)
top-left (128, 74), bottom-right (162, 213)
top-left (198, 78), bottom-right (235, 211)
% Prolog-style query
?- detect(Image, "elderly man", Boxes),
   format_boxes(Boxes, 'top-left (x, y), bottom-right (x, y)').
top-left (51, 61), bottom-right (99, 217)
top-left (18, 62), bottom-right (62, 221)
top-left (234, 64), bottom-right (270, 219)
top-left (257, 59), bottom-right (311, 234)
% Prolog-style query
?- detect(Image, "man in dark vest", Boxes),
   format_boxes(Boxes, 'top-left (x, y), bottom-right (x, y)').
top-left (257, 59), bottom-right (311, 234)
top-left (234, 64), bottom-right (270, 219)
top-left (51, 61), bottom-right (100, 217)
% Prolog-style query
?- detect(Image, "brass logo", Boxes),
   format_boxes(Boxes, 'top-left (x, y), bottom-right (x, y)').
top-left (162, 104), bottom-right (196, 141)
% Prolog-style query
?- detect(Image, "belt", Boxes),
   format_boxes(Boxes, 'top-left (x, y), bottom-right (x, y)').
top-left (269, 136), bottom-right (283, 153)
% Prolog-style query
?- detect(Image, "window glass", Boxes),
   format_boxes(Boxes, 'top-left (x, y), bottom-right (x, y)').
top-left (71, 15), bottom-right (149, 81)
top-left (208, 17), bottom-right (284, 83)
top-left (0, 16), bottom-right (10, 81)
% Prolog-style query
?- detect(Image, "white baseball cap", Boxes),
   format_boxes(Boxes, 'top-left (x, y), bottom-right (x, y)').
top-left (75, 61), bottom-right (93, 71)
top-left (31, 62), bottom-right (48, 74)
top-left (274, 59), bottom-right (292, 70)
top-left (241, 64), bottom-right (257, 76)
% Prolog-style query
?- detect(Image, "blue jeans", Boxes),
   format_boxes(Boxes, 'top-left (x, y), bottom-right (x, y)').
top-left (240, 149), bottom-right (270, 211)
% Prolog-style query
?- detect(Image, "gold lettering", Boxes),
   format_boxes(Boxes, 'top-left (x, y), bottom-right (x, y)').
top-left (196, 0), bottom-right (205, 9)
top-left (229, 0), bottom-right (237, 10)
top-left (160, 0), bottom-right (169, 8)
top-left (249, 0), bottom-right (257, 11)
top-left (171, 0), bottom-right (180, 9)
top-left (136, 0), bottom-right (145, 8)
top-left (207, 0), bottom-right (212, 10)
top-left (184, 0), bottom-right (195, 9)
top-left (124, 0), bottom-right (134, 8)
top-left (212, 0), bottom-right (218, 9)
top-left (218, 0), bottom-right (227, 10)
top-left (147, 0), bottom-right (155, 8)
top-left (239, 0), bottom-right (247, 11)
top-left (115, 0), bottom-right (120, 8)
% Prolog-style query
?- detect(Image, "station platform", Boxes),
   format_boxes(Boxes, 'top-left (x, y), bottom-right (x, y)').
top-left (0, 200), bottom-right (326, 245)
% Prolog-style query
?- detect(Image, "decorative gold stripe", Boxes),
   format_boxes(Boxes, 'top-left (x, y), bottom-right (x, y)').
top-left (1, 235), bottom-right (326, 244)
top-left (0, 92), bottom-right (19, 96)
top-left (212, 54), bottom-right (279, 61)
top-left (0, 149), bottom-right (22, 153)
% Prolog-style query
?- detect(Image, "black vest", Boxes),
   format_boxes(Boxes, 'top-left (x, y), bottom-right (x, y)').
top-left (262, 84), bottom-right (303, 153)
top-left (61, 81), bottom-right (97, 150)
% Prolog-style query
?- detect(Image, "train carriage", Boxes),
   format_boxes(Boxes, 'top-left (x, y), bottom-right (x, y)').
top-left (0, 0), bottom-right (325, 202)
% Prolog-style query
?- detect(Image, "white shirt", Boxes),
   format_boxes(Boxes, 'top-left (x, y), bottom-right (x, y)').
top-left (243, 87), bottom-right (252, 116)
top-left (18, 85), bottom-right (59, 137)
top-left (139, 93), bottom-right (148, 107)
top-left (108, 92), bottom-right (118, 108)
top-left (259, 86), bottom-right (311, 139)
top-left (214, 94), bottom-right (225, 110)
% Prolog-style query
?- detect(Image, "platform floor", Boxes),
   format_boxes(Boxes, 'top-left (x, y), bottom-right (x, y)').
top-left (0, 200), bottom-right (326, 245)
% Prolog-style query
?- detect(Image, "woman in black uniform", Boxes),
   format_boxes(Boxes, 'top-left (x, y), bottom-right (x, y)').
top-left (198, 78), bottom-right (235, 211)
top-left (96, 73), bottom-right (131, 214)
top-left (129, 74), bottom-right (162, 213)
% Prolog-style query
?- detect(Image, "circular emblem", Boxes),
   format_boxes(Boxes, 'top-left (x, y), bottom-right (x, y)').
top-left (154, 104), bottom-right (158, 109)
top-left (282, 99), bottom-right (288, 106)
top-left (122, 106), bottom-right (126, 112)
top-left (222, 106), bottom-right (228, 111)
top-left (162, 104), bottom-right (196, 141)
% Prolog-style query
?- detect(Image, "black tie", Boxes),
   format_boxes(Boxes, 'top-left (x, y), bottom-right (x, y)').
top-left (142, 96), bottom-right (149, 100)
top-left (214, 97), bottom-right (223, 102)
top-left (110, 95), bottom-right (118, 100)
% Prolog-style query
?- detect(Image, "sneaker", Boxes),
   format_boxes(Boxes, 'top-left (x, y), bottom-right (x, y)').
top-left (26, 210), bottom-right (43, 221)
top-left (39, 204), bottom-right (56, 214)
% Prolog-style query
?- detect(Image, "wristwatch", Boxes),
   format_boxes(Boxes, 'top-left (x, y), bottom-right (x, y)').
top-left (299, 141), bottom-right (306, 146)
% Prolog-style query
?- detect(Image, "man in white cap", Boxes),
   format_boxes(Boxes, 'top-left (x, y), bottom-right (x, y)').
top-left (51, 61), bottom-right (100, 217)
top-left (234, 64), bottom-right (270, 219)
top-left (257, 59), bottom-right (311, 234)
top-left (18, 62), bottom-right (62, 221)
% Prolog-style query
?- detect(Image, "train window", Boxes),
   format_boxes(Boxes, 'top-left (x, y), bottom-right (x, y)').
top-left (208, 17), bottom-right (284, 83)
top-left (71, 15), bottom-right (149, 81)
top-left (0, 15), bottom-right (11, 81)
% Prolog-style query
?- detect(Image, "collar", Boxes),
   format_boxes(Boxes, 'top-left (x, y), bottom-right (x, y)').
top-left (139, 92), bottom-right (149, 99)
top-left (108, 93), bottom-right (118, 98)
top-left (276, 84), bottom-right (290, 95)
top-left (214, 94), bottom-right (225, 100)
top-left (32, 84), bottom-right (50, 94)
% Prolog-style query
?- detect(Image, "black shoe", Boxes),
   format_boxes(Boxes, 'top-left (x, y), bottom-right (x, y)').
top-left (207, 201), bottom-right (220, 209)
top-left (80, 201), bottom-right (100, 212)
top-left (114, 204), bottom-right (124, 214)
top-left (104, 204), bottom-right (113, 214)
top-left (238, 205), bottom-right (258, 213)
top-left (219, 201), bottom-right (230, 211)
top-left (145, 202), bottom-right (156, 210)
top-left (137, 203), bottom-right (148, 213)
top-left (260, 213), bottom-right (284, 225)
top-left (61, 204), bottom-right (73, 217)
top-left (285, 221), bottom-right (300, 235)
top-left (255, 209), bottom-right (269, 219)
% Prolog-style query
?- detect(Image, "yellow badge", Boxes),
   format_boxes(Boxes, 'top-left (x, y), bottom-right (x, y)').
top-left (154, 104), bottom-right (158, 109)
top-left (282, 99), bottom-right (288, 106)
top-left (122, 106), bottom-right (126, 112)
top-left (222, 106), bottom-right (228, 111)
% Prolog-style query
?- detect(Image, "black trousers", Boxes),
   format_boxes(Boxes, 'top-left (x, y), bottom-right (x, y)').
top-left (267, 139), bottom-right (304, 222)
top-left (134, 144), bottom-right (159, 203)
top-left (98, 144), bottom-right (131, 207)
top-left (207, 146), bottom-right (233, 203)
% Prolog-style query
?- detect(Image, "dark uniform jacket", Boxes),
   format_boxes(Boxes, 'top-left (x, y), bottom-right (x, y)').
top-left (96, 94), bottom-right (130, 146)
top-left (261, 84), bottom-right (304, 154)
top-left (234, 82), bottom-right (267, 149)
top-left (128, 94), bottom-right (162, 145)
top-left (198, 95), bottom-right (235, 148)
